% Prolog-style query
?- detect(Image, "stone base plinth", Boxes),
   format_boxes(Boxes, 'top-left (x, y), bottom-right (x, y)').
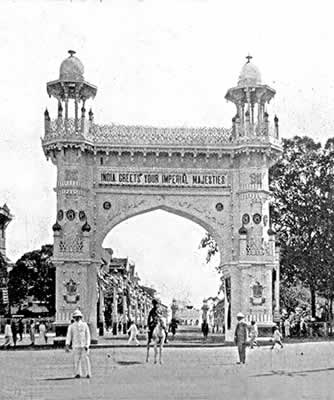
top-left (53, 338), bottom-right (98, 347)
top-left (53, 338), bottom-right (66, 347)
top-left (55, 323), bottom-right (69, 337)
top-left (258, 323), bottom-right (275, 337)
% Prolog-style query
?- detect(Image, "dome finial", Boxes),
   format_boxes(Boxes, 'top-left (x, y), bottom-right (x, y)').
top-left (237, 55), bottom-right (261, 87)
top-left (246, 54), bottom-right (252, 64)
top-left (68, 50), bottom-right (76, 57)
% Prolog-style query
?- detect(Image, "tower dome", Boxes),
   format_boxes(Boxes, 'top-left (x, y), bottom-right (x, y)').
top-left (237, 55), bottom-right (261, 87)
top-left (59, 50), bottom-right (84, 81)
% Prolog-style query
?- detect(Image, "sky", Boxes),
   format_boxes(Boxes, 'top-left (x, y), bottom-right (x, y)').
top-left (1, 0), bottom-right (334, 307)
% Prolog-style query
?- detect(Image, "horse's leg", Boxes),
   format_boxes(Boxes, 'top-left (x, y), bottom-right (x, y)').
top-left (154, 341), bottom-right (158, 364)
top-left (146, 341), bottom-right (150, 362)
top-left (159, 343), bottom-right (163, 364)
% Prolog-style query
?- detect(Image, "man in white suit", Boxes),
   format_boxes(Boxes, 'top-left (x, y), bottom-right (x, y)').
top-left (65, 309), bottom-right (92, 378)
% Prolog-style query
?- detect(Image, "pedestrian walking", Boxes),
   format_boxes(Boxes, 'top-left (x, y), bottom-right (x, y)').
top-left (201, 320), bottom-right (209, 341)
top-left (271, 326), bottom-right (284, 349)
top-left (29, 320), bottom-right (36, 346)
top-left (127, 321), bottom-right (140, 345)
top-left (284, 318), bottom-right (290, 338)
top-left (2, 319), bottom-right (13, 348)
top-left (39, 320), bottom-right (48, 344)
top-left (170, 319), bottom-right (177, 337)
top-left (18, 318), bottom-right (24, 341)
top-left (300, 316), bottom-right (307, 337)
top-left (152, 318), bottom-right (166, 364)
top-left (234, 312), bottom-right (248, 364)
top-left (65, 309), bottom-right (91, 378)
top-left (249, 320), bottom-right (259, 349)
top-left (146, 299), bottom-right (160, 362)
top-left (11, 319), bottom-right (18, 347)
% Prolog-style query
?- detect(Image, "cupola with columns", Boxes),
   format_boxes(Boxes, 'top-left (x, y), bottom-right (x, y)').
top-left (45, 50), bottom-right (97, 135)
top-left (225, 55), bottom-right (279, 140)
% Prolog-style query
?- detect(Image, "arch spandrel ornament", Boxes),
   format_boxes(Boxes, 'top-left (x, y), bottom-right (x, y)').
top-left (42, 52), bottom-right (282, 341)
top-left (95, 197), bottom-right (230, 259)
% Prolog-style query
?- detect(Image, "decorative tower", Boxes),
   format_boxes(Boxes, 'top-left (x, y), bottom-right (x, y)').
top-left (225, 54), bottom-right (278, 140)
top-left (222, 56), bottom-right (281, 340)
top-left (0, 204), bottom-right (13, 261)
top-left (46, 50), bottom-right (97, 134)
top-left (44, 51), bottom-right (98, 340)
top-left (0, 204), bottom-right (13, 314)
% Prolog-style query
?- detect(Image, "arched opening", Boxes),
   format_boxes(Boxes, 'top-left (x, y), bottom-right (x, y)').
top-left (100, 209), bottom-right (224, 340)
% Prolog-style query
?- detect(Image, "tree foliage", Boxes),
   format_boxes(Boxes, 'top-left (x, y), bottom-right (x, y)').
top-left (8, 244), bottom-right (55, 315)
top-left (199, 232), bottom-right (219, 263)
top-left (270, 136), bottom-right (334, 314)
top-left (280, 284), bottom-right (311, 313)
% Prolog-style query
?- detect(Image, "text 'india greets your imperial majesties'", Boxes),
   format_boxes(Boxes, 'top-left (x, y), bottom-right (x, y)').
top-left (98, 170), bottom-right (228, 187)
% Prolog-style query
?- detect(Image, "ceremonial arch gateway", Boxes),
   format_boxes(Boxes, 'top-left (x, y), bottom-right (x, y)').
top-left (42, 51), bottom-right (282, 341)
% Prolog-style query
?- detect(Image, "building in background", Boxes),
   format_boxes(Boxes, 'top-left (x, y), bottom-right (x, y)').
top-left (0, 204), bottom-right (13, 315)
top-left (201, 296), bottom-right (225, 334)
top-left (174, 300), bottom-right (201, 326)
top-left (98, 248), bottom-right (167, 335)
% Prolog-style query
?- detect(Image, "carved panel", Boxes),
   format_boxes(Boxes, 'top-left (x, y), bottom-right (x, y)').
top-left (59, 235), bottom-right (83, 253)
top-left (65, 169), bottom-right (78, 181)
top-left (246, 238), bottom-right (272, 256)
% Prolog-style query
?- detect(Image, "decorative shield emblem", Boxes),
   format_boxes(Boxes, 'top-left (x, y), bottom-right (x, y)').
top-left (250, 281), bottom-right (265, 306)
top-left (253, 282), bottom-right (263, 298)
top-left (64, 278), bottom-right (80, 304)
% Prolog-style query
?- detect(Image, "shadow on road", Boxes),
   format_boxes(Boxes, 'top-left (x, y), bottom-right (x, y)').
top-left (116, 361), bottom-right (144, 366)
top-left (42, 377), bottom-right (79, 381)
top-left (251, 367), bottom-right (334, 378)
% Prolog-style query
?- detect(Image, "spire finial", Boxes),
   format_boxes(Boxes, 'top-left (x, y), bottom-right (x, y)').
top-left (68, 50), bottom-right (76, 57)
top-left (246, 54), bottom-right (252, 63)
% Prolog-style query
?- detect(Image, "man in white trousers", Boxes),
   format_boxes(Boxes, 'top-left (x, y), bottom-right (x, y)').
top-left (65, 309), bottom-right (92, 379)
top-left (127, 321), bottom-right (140, 345)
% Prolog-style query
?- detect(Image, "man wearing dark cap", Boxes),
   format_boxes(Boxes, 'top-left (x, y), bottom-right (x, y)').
top-left (146, 299), bottom-right (160, 362)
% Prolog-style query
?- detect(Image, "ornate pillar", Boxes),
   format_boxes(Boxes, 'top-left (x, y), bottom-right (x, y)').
top-left (64, 94), bottom-right (69, 121)
top-left (112, 283), bottom-right (118, 335)
top-left (122, 287), bottom-right (128, 334)
top-left (134, 295), bottom-right (138, 325)
top-left (98, 284), bottom-right (105, 336)
top-left (74, 93), bottom-right (79, 132)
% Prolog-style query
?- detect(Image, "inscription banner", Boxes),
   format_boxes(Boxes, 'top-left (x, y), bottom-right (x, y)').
top-left (98, 169), bottom-right (228, 187)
